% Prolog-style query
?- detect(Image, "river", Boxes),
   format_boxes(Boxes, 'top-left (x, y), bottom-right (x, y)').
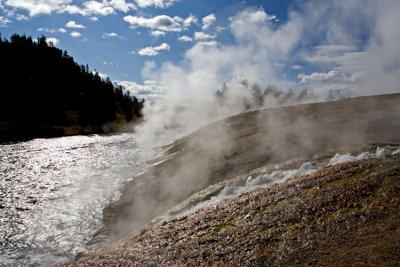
top-left (0, 133), bottom-right (149, 266)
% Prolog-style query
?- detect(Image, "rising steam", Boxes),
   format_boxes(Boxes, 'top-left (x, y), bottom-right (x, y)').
top-left (100, 0), bottom-right (400, 245)
top-left (135, 0), bottom-right (400, 148)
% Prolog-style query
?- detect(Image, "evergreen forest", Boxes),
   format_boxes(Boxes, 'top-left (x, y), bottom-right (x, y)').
top-left (0, 33), bottom-right (143, 142)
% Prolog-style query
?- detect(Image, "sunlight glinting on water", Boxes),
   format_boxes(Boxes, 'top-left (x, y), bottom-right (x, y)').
top-left (0, 134), bottom-right (147, 266)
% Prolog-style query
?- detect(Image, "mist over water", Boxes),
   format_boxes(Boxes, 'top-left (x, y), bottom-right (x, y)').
top-left (0, 134), bottom-right (148, 266)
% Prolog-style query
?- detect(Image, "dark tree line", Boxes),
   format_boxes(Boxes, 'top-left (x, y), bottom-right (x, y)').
top-left (0, 33), bottom-right (143, 141)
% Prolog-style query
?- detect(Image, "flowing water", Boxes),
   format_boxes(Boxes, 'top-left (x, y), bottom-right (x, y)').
top-left (175, 146), bottom-right (400, 218)
top-left (0, 133), bottom-right (148, 266)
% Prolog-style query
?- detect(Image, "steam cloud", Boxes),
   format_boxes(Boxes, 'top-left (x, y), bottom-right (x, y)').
top-left (99, 0), bottom-right (400, 245)
top-left (135, 0), bottom-right (400, 148)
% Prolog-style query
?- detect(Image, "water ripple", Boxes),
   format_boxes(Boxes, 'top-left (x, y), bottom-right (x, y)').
top-left (0, 133), bottom-right (147, 266)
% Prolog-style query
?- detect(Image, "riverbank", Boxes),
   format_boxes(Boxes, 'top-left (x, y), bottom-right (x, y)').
top-left (0, 117), bottom-right (143, 144)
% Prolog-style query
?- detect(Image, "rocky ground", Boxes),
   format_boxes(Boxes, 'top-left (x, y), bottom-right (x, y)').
top-left (60, 93), bottom-right (400, 266)
top-left (62, 146), bottom-right (400, 266)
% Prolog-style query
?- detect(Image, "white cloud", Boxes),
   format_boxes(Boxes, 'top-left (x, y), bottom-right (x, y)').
top-left (82, 1), bottom-right (114, 16)
top-left (61, 4), bottom-right (86, 15)
top-left (194, 31), bottom-right (216, 40)
top-left (183, 14), bottom-right (197, 27)
top-left (3, 0), bottom-right (72, 16)
top-left (3, 0), bottom-right (135, 17)
top-left (138, 43), bottom-right (170, 56)
top-left (89, 16), bottom-right (98, 21)
top-left (102, 32), bottom-right (118, 38)
top-left (135, 0), bottom-right (176, 8)
top-left (117, 80), bottom-right (165, 98)
top-left (70, 31), bottom-right (82, 38)
top-left (107, 0), bottom-right (136, 12)
top-left (197, 40), bottom-right (218, 47)
top-left (201, 13), bottom-right (216, 30)
top-left (150, 30), bottom-right (166, 37)
top-left (178, 35), bottom-right (193, 42)
top-left (37, 27), bottom-right (67, 33)
top-left (15, 14), bottom-right (29, 21)
top-left (0, 16), bottom-right (11, 27)
top-left (66, 20), bottom-right (86, 29)
top-left (46, 37), bottom-right (60, 46)
top-left (123, 14), bottom-right (183, 32)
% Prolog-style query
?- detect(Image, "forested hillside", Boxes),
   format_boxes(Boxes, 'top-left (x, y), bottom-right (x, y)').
top-left (0, 34), bottom-right (143, 142)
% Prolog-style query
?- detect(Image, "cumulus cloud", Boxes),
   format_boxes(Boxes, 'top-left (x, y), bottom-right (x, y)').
top-left (70, 31), bottom-right (82, 38)
top-left (66, 20), bottom-right (86, 29)
top-left (135, 0), bottom-right (176, 8)
top-left (197, 40), bottom-right (218, 47)
top-left (3, 0), bottom-right (72, 16)
top-left (102, 32), bottom-right (119, 38)
top-left (151, 30), bottom-right (166, 37)
top-left (61, 4), bottom-right (87, 16)
top-left (138, 43), bottom-right (170, 56)
top-left (117, 80), bottom-right (165, 98)
top-left (194, 31), bottom-right (216, 40)
top-left (183, 14), bottom-right (198, 27)
top-left (201, 13), bottom-right (216, 30)
top-left (82, 1), bottom-right (114, 16)
top-left (124, 15), bottom-right (183, 32)
top-left (3, 0), bottom-right (135, 17)
top-left (107, 0), bottom-right (136, 12)
top-left (46, 37), bottom-right (60, 46)
top-left (178, 35), bottom-right (193, 42)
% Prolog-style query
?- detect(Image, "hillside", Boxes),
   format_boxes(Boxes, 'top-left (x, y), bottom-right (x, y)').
top-left (63, 93), bottom-right (400, 266)
top-left (0, 34), bottom-right (143, 142)
top-left (63, 148), bottom-right (400, 266)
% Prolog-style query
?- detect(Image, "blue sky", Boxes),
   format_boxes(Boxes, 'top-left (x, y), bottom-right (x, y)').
top-left (1, 0), bottom-right (400, 99)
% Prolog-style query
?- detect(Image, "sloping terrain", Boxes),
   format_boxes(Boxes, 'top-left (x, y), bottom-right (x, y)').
top-left (62, 148), bottom-right (400, 266)
top-left (90, 93), bottom-right (400, 247)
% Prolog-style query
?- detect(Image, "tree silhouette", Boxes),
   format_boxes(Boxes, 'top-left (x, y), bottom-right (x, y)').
top-left (0, 33), bottom-right (144, 142)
